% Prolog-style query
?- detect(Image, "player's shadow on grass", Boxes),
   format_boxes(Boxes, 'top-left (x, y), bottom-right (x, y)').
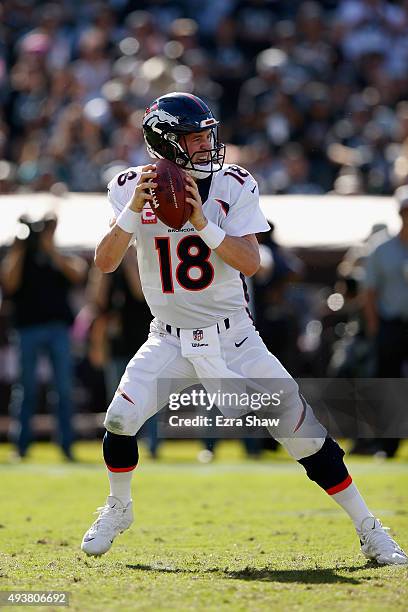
top-left (126, 563), bottom-right (374, 585)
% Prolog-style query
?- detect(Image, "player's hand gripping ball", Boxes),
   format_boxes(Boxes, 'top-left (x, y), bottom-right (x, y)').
top-left (149, 159), bottom-right (193, 230)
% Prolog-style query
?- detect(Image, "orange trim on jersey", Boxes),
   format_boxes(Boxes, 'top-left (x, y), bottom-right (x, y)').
top-left (215, 198), bottom-right (229, 216)
top-left (224, 170), bottom-right (245, 185)
top-left (106, 464), bottom-right (137, 473)
top-left (326, 474), bottom-right (352, 495)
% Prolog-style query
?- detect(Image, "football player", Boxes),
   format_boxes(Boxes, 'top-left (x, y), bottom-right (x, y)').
top-left (81, 92), bottom-right (407, 565)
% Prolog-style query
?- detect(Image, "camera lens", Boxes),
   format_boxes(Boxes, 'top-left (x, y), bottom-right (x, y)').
top-left (16, 222), bottom-right (30, 240)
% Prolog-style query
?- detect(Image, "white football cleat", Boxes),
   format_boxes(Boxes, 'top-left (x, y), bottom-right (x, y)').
top-left (358, 516), bottom-right (408, 565)
top-left (81, 495), bottom-right (133, 556)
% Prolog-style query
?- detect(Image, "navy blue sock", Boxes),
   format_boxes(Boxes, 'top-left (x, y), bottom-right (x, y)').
top-left (298, 437), bottom-right (351, 493)
top-left (103, 430), bottom-right (139, 471)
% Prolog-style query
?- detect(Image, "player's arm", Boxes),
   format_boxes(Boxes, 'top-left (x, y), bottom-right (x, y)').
top-left (211, 233), bottom-right (260, 277)
top-left (95, 166), bottom-right (157, 273)
top-left (185, 175), bottom-right (260, 277)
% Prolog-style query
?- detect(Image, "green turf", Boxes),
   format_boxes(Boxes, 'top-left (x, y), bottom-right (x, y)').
top-left (0, 440), bottom-right (407, 611)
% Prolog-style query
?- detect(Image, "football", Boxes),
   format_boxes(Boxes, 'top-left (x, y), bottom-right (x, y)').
top-left (150, 159), bottom-right (192, 230)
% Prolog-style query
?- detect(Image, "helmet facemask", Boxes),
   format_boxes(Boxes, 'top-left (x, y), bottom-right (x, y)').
top-left (143, 101), bottom-right (225, 179)
top-left (176, 127), bottom-right (225, 179)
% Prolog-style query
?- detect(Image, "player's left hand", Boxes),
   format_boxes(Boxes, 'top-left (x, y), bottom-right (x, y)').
top-left (185, 174), bottom-right (207, 231)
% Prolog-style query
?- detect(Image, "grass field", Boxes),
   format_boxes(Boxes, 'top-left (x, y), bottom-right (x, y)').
top-left (0, 440), bottom-right (407, 611)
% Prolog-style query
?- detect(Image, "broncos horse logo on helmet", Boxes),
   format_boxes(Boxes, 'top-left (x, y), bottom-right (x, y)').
top-left (142, 92), bottom-right (225, 179)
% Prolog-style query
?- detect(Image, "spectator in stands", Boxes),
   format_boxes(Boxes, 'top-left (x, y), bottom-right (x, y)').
top-left (0, 0), bottom-right (408, 196)
top-left (0, 214), bottom-right (87, 459)
top-left (362, 185), bottom-right (408, 457)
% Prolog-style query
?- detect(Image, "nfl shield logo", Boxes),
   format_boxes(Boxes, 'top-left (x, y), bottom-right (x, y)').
top-left (193, 329), bottom-right (203, 341)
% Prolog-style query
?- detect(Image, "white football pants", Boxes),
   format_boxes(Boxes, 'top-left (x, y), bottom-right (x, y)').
top-left (104, 309), bottom-right (327, 460)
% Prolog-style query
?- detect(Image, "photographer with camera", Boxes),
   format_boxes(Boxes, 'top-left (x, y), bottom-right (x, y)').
top-left (0, 214), bottom-right (87, 460)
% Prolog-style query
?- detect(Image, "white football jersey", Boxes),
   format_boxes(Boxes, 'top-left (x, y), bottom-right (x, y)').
top-left (107, 163), bottom-right (270, 328)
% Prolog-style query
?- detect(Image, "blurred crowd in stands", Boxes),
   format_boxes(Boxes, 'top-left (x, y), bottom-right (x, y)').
top-left (1, 0), bottom-right (408, 196)
top-left (0, 0), bottom-right (408, 460)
